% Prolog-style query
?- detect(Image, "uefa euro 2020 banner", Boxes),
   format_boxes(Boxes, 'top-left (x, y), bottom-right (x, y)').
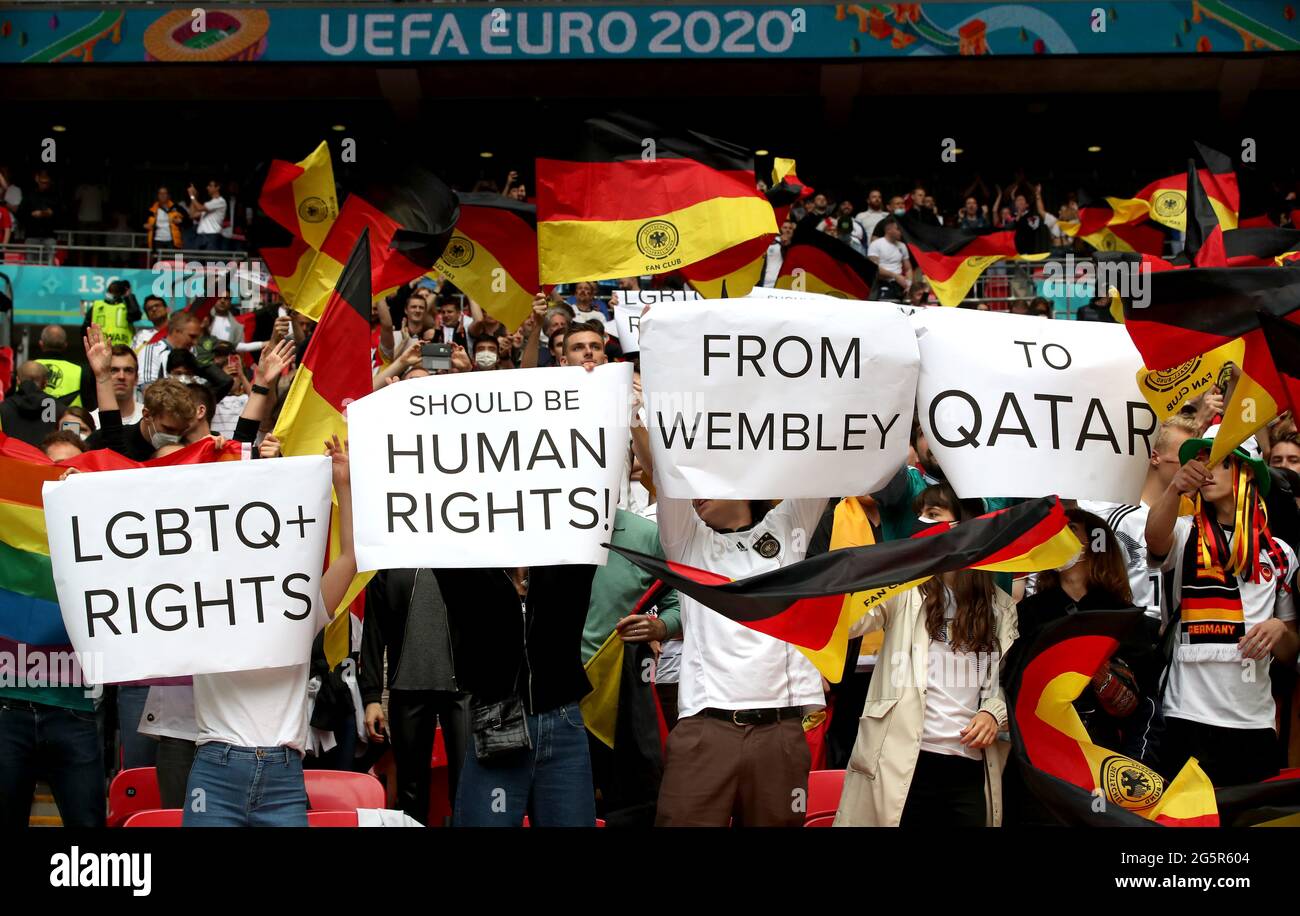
top-left (3, 4), bottom-right (1296, 64)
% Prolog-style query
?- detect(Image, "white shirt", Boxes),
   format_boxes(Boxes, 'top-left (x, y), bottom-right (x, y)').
top-left (920, 595), bottom-right (986, 760)
top-left (573, 308), bottom-right (608, 330)
top-left (91, 395), bottom-right (143, 428)
top-left (657, 496), bottom-right (828, 717)
top-left (1154, 517), bottom-right (1296, 730)
top-left (868, 237), bottom-right (908, 277)
top-left (132, 325), bottom-right (164, 354)
top-left (154, 212), bottom-right (174, 242)
top-left (761, 240), bottom-right (784, 287)
top-left (138, 685), bottom-right (198, 741)
top-left (210, 393), bottom-right (247, 439)
top-left (193, 581), bottom-right (329, 752)
top-left (856, 209), bottom-right (888, 241)
top-left (137, 339), bottom-right (173, 395)
top-left (197, 196), bottom-right (227, 235)
top-left (1079, 500), bottom-right (1161, 619)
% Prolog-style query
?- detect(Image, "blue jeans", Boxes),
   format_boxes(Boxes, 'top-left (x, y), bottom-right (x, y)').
top-left (183, 743), bottom-right (308, 827)
top-left (0, 698), bottom-right (105, 827)
top-left (453, 701), bottom-right (596, 827)
top-left (116, 686), bottom-right (157, 770)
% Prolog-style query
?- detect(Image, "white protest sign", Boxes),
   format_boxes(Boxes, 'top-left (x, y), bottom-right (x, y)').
top-left (348, 364), bottom-right (633, 570)
top-left (749, 285), bottom-right (919, 316)
top-left (639, 296), bottom-right (919, 499)
top-left (613, 288), bottom-right (702, 352)
top-left (43, 456), bottom-right (332, 683)
top-left (911, 308), bottom-right (1156, 502)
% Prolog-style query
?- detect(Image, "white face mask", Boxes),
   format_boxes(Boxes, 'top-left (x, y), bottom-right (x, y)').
top-left (475, 350), bottom-right (498, 369)
top-left (148, 418), bottom-right (182, 449)
top-left (893, 208), bottom-right (906, 217)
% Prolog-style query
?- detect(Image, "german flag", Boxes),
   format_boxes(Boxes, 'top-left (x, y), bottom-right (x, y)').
top-left (1108, 154), bottom-right (1238, 233)
top-left (1122, 266), bottom-right (1300, 464)
top-left (1060, 205), bottom-right (1165, 256)
top-left (433, 193), bottom-right (540, 332)
top-left (774, 222), bottom-right (876, 300)
top-left (272, 233), bottom-right (376, 666)
top-left (536, 114), bottom-right (775, 284)
top-left (1258, 310), bottom-right (1300, 417)
top-left (680, 232), bottom-right (770, 298)
top-left (257, 150), bottom-right (459, 321)
top-left (259, 141), bottom-right (339, 254)
top-left (1223, 227), bottom-right (1300, 267)
top-left (766, 157), bottom-right (812, 225)
top-left (1005, 611), bottom-right (1218, 826)
top-left (608, 496), bottom-right (1080, 681)
top-left (900, 222), bottom-right (1022, 307)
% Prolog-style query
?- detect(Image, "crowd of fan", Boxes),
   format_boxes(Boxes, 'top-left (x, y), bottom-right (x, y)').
top-left (2, 162), bottom-right (1300, 828)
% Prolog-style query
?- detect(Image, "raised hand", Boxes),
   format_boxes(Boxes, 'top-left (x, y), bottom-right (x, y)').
top-left (83, 324), bottom-right (113, 380)
top-left (255, 338), bottom-right (296, 387)
top-left (324, 434), bottom-right (350, 489)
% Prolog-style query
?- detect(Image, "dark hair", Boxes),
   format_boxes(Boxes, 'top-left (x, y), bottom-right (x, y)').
top-left (914, 482), bottom-right (959, 518)
top-left (184, 380), bottom-right (216, 422)
top-left (59, 405), bottom-right (97, 432)
top-left (1034, 509), bottom-right (1133, 604)
top-left (166, 349), bottom-right (200, 375)
top-left (143, 295), bottom-right (167, 309)
top-left (110, 344), bottom-right (138, 366)
top-left (41, 429), bottom-right (86, 456)
top-left (558, 321), bottom-right (605, 353)
top-left (920, 571), bottom-right (997, 654)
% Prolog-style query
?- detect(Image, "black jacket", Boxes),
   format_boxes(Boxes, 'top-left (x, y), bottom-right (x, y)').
top-left (360, 568), bottom-right (458, 706)
top-left (436, 564), bottom-right (597, 715)
top-left (0, 380), bottom-right (68, 447)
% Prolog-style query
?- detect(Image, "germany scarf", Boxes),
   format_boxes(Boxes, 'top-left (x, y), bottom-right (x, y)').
top-left (1179, 467), bottom-right (1288, 661)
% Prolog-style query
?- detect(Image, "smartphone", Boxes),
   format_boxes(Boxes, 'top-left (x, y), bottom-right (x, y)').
top-left (422, 342), bottom-right (452, 372)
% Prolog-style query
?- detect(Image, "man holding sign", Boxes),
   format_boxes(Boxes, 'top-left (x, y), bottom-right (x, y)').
top-left (350, 330), bottom-right (629, 826)
top-left (44, 438), bottom-right (353, 827)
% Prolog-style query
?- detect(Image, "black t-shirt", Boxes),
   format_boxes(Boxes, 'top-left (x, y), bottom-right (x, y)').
top-left (1014, 212), bottom-right (1052, 254)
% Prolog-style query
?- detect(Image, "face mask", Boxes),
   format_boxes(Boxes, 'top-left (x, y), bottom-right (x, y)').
top-left (147, 420), bottom-right (181, 450)
top-left (893, 208), bottom-right (906, 217)
top-left (475, 350), bottom-right (498, 369)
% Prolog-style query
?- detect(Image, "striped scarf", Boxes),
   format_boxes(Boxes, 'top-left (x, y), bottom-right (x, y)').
top-left (1178, 464), bottom-right (1288, 662)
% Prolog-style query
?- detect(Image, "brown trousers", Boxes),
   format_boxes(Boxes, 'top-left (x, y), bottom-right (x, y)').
top-left (655, 714), bottom-right (810, 827)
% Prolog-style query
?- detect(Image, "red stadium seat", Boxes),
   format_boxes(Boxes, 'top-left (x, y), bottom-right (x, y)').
top-left (803, 814), bottom-right (836, 827)
top-left (123, 808), bottom-right (183, 827)
top-left (806, 769), bottom-right (846, 819)
top-left (308, 809), bottom-right (360, 827)
top-left (107, 767), bottom-right (162, 828)
top-left (304, 770), bottom-right (385, 811)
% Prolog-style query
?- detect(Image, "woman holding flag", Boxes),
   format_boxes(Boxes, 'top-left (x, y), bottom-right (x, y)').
top-left (834, 493), bottom-right (1018, 827)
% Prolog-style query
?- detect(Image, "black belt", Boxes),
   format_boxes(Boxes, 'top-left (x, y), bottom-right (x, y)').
top-left (699, 706), bottom-right (803, 727)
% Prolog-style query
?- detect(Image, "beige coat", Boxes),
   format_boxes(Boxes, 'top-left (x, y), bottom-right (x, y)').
top-left (833, 587), bottom-right (1018, 827)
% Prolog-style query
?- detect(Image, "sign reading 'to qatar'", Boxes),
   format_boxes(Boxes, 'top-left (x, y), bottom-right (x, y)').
top-left (348, 364), bottom-right (633, 570)
top-left (639, 297), bottom-right (919, 499)
top-left (912, 308), bottom-right (1156, 503)
top-left (43, 457), bottom-right (333, 683)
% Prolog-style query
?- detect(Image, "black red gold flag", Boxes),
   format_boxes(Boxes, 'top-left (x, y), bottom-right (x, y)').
top-left (433, 192), bottom-right (541, 331)
top-left (272, 233), bottom-right (376, 666)
top-left (607, 496), bottom-right (1080, 681)
top-left (900, 221), bottom-right (1046, 307)
top-left (536, 114), bottom-right (775, 283)
top-left (775, 222), bottom-right (876, 300)
top-left (1005, 611), bottom-right (1218, 826)
top-left (1122, 267), bottom-right (1300, 463)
